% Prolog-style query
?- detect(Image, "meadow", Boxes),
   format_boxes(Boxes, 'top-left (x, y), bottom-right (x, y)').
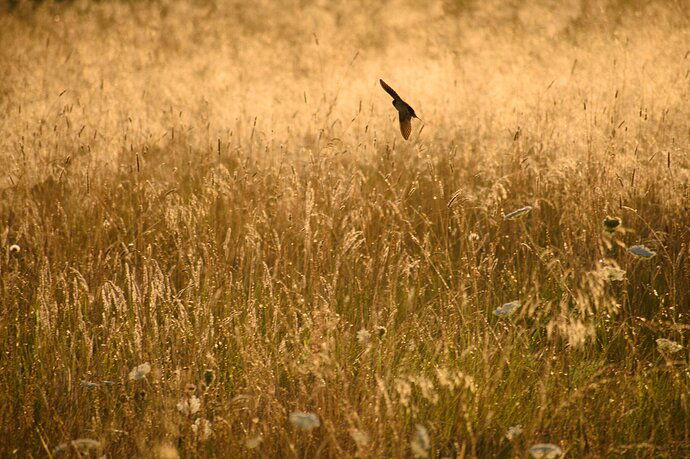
top-left (0, 0), bottom-right (689, 456)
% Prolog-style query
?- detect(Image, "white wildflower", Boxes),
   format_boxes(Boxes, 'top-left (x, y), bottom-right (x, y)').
top-left (598, 266), bottom-right (626, 282)
top-left (494, 301), bottom-right (521, 317)
top-left (628, 245), bottom-right (656, 259)
top-left (357, 328), bottom-right (372, 345)
top-left (529, 443), bottom-right (563, 458)
top-left (53, 438), bottom-right (101, 455)
top-left (128, 362), bottom-right (151, 381)
top-left (656, 338), bottom-right (683, 354)
top-left (177, 395), bottom-right (201, 415)
top-left (289, 411), bottom-right (320, 431)
top-left (192, 418), bottom-right (213, 441)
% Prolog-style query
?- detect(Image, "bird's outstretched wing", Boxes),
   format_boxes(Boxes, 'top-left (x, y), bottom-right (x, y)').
top-left (380, 79), bottom-right (401, 100)
top-left (399, 112), bottom-right (412, 140)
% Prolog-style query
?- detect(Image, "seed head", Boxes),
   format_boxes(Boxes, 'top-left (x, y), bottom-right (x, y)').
top-left (603, 216), bottom-right (621, 233)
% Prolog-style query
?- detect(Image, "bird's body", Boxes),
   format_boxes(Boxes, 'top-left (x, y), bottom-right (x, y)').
top-left (380, 79), bottom-right (418, 140)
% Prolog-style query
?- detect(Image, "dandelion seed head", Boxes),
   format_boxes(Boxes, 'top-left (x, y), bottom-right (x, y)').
top-left (128, 362), bottom-right (151, 381)
top-left (289, 411), bottom-right (320, 431)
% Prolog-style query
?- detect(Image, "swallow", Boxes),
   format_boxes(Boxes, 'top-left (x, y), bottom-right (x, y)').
top-left (380, 79), bottom-right (419, 140)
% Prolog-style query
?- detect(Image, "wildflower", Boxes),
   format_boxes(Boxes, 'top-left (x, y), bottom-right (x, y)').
top-left (598, 266), bottom-right (626, 282)
top-left (357, 328), bottom-right (372, 345)
top-left (493, 301), bottom-right (521, 317)
top-left (468, 232), bottom-right (480, 242)
top-left (53, 438), bottom-right (101, 455)
top-left (177, 395), bottom-right (201, 415)
top-left (128, 362), bottom-right (151, 381)
top-left (289, 411), bottom-right (320, 431)
top-left (628, 245), bottom-right (656, 259)
top-left (656, 338), bottom-right (683, 354)
top-left (529, 443), bottom-right (563, 458)
top-left (603, 216), bottom-right (621, 233)
top-left (504, 206), bottom-right (532, 220)
top-left (411, 424), bottom-right (430, 458)
top-left (246, 434), bottom-right (263, 449)
top-left (9, 244), bottom-right (20, 254)
top-left (192, 418), bottom-right (213, 441)
top-left (506, 425), bottom-right (523, 440)
top-left (376, 325), bottom-right (387, 338)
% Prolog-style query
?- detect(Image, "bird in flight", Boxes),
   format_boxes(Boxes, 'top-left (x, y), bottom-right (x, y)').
top-left (379, 79), bottom-right (419, 140)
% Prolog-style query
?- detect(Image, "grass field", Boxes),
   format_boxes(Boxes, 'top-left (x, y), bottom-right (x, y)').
top-left (1, 0), bottom-right (689, 457)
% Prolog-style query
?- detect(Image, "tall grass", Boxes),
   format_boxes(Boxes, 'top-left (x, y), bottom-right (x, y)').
top-left (1, 0), bottom-right (689, 456)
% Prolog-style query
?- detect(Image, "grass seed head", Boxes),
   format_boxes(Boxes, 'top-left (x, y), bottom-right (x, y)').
top-left (411, 424), bottom-right (430, 458)
top-left (504, 206), bottom-right (532, 220)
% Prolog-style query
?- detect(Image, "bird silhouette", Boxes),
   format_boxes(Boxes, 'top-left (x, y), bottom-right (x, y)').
top-left (380, 79), bottom-right (418, 140)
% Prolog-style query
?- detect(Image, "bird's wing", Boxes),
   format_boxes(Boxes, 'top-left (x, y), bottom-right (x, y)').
top-left (380, 79), bottom-right (401, 100)
top-left (399, 112), bottom-right (412, 140)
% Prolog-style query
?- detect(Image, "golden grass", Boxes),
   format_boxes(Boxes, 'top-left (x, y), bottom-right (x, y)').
top-left (1, 0), bottom-right (689, 457)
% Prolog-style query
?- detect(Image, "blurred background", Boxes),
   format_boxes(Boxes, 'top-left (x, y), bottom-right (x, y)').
top-left (1, 0), bottom-right (688, 152)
